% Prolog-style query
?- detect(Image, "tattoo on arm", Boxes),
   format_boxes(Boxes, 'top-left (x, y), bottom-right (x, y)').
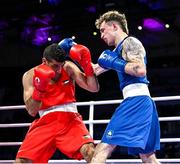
top-left (122, 37), bottom-right (145, 63)
top-left (122, 37), bottom-right (146, 77)
top-left (126, 62), bottom-right (140, 76)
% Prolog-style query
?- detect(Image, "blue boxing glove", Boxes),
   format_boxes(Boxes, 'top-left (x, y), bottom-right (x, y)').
top-left (58, 38), bottom-right (76, 55)
top-left (98, 50), bottom-right (127, 72)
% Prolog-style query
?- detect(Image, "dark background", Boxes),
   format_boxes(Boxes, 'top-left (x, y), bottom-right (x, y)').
top-left (0, 0), bottom-right (180, 160)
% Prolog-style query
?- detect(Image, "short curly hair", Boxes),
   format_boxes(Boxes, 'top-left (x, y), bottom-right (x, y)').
top-left (95, 10), bottom-right (129, 34)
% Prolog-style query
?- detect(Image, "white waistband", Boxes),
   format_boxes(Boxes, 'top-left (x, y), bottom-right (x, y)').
top-left (122, 83), bottom-right (150, 99)
top-left (38, 103), bottom-right (78, 117)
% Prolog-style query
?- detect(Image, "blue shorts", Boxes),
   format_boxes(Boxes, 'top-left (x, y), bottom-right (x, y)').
top-left (101, 96), bottom-right (160, 155)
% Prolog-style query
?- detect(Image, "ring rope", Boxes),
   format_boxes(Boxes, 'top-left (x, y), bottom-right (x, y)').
top-left (0, 116), bottom-right (180, 128)
top-left (1, 95), bottom-right (180, 110)
top-left (0, 95), bottom-right (180, 163)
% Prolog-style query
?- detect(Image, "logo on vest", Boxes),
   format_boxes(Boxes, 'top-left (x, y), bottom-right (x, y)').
top-left (35, 77), bottom-right (40, 83)
top-left (63, 80), bottom-right (69, 84)
top-left (106, 130), bottom-right (114, 139)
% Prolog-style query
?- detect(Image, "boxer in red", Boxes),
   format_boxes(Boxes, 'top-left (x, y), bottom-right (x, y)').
top-left (14, 42), bottom-right (99, 163)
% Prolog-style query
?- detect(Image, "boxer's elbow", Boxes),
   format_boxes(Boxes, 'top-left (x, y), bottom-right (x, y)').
top-left (126, 62), bottom-right (146, 77)
top-left (87, 83), bottom-right (100, 93)
top-left (28, 110), bottom-right (37, 117)
top-left (92, 84), bottom-right (100, 92)
top-left (26, 106), bottom-right (38, 117)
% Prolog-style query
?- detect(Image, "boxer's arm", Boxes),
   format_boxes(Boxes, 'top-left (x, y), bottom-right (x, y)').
top-left (92, 63), bottom-right (109, 76)
top-left (22, 69), bottom-right (41, 117)
top-left (122, 37), bottom-right (146, 77)
top-left (64, 61), bottom-right (99, 92)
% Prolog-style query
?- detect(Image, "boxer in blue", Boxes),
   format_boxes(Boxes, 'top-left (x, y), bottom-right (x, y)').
top-left (90, 10), bottom-right (161, 163)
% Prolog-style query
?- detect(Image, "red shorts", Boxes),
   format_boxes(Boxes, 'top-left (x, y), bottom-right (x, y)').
top-left (16, 111), bottom-right (93, 163)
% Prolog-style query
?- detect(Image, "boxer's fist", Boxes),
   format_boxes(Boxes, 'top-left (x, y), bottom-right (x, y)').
top-left (58, 38), bottom-right (76, 55)
top-left (98, 50), bottom-right (127, 72)
top-left (32, 64), bottom-right (55, 101)
top-left (69, 44), bottom-right (91, 66)
top-left (70, 44), bottom-right (94, 76)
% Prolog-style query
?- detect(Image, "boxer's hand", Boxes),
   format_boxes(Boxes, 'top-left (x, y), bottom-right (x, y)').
top-left (69, 44), bottom-right (94, 76)
top-left (58, 38), bottom-right (76, 55)
top-left (32, 64), bottom-right (55, 101)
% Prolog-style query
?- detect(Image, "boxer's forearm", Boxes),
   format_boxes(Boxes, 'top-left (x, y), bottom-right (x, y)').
top-left (92, 63), bottom-right (109, 76)
top-left (25, 97), bottom-right (41, 117)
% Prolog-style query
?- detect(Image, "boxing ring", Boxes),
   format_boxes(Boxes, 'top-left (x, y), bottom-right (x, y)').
top-left (0, 95), bottom-right (180, 163)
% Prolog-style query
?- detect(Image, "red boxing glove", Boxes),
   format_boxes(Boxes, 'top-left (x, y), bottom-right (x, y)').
top-left (32, 64), bottom-right (55, 101)
top-left (69, 44), bottom-right (94, 76)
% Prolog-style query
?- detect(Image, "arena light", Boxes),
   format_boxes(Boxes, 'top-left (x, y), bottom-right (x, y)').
top-left (138, 26), bottom-right (143, 30)
top-left (86, 5), bottom-right (97, 13)
top-left (32, 27), bottom-right (50, 46)
top-left (21, 14), bottom-right (61, 46)
top-left (93, 31), bottom-right (97, 36)
top-left (143, 18), bottom-right (165, 31)
top-left (165, 24), bottom-right (170, 29)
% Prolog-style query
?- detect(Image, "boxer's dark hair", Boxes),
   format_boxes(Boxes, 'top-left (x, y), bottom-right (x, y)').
top-left (43, 43), bottom-right (66, 62)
